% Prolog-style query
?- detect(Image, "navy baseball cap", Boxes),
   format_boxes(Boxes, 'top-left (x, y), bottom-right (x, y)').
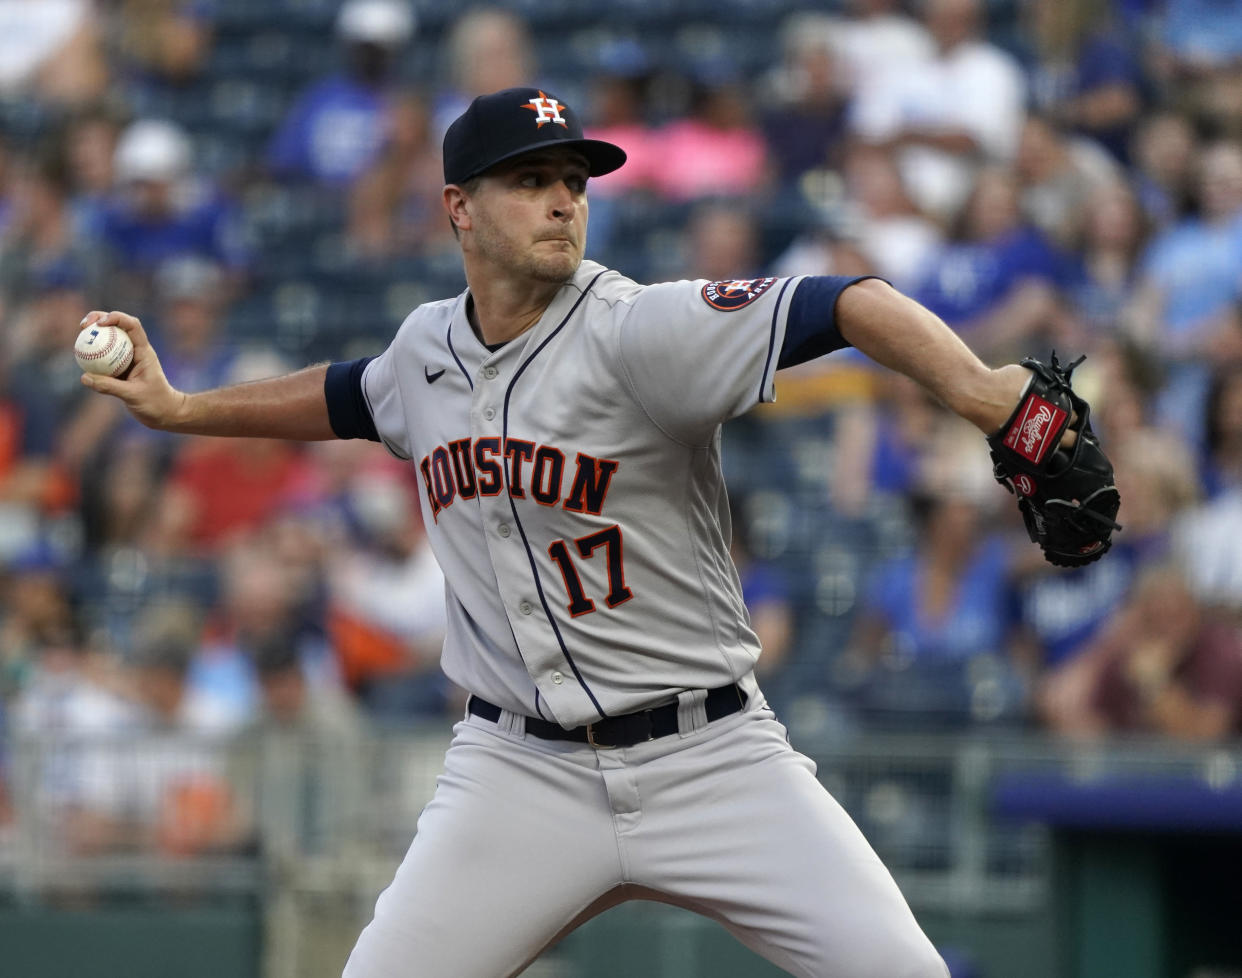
top-left (442, 87), bottom-right (627, 185)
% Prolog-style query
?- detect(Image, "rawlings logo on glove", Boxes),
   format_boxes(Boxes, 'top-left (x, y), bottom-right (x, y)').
top-left (987, 353), bottom-right (1122, 568)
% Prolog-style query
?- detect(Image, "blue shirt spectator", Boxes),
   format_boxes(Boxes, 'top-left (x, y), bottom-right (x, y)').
top-left (100, 119), bottom-right (251, 276)
top-left (1014, 543), bottom-right (1141, 668)
top-left (1138, 212), bottom-right (1242, 347)
top-left (101, 183), bottom-right (248, 273)
top-left (1159, 0), bottom-right (1242, 67)
top-left (914, 225), bottom-right (1070, 327)
top-left (863, 534), bottom-right (1013, 664)
top-left (266, 0), bottom-right (414, 186)
top-left (266, 75), bottom-right (393, 186)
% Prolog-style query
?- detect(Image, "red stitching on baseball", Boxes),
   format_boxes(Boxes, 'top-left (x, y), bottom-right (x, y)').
top-left (78, 331), bottom-right (122, 359)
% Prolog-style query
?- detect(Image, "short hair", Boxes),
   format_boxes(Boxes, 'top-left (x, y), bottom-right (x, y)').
top-left (131, 601), bottom-right (203, 675)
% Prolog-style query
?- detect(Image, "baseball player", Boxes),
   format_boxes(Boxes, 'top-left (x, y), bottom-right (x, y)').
top-left (81, 87), bottom-right (1117, 977)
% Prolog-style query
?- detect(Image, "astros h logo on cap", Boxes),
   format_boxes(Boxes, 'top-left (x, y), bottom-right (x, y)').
top-left (442, 86), bottom-right (627, 185)
top-left (523, 91), bottom-right (568, 129)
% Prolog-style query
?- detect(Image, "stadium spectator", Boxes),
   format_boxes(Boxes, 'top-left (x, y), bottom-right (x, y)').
top-left (1062, 181), bottom-right (1149, 337)
top-left (0, 541), bottom-right (78, 703)
top-left (100, 117), bottom-right (250, 308)
top-left (1015, 427), bottom-right (1198, 677)
top-left (112, 0), bottom-right (216, 89)
top-left (1129, 110), bottom-right (1198, 230)
top-left (201, 538), bottom-right (339, 705)
top-left (1174, 367), bottom-right (1242, 611)
top-left (911, 166), bottom-right (1078, 361)
top-left (583, 43), bottom-right (660, 199)
top-left (1021, 0), bottom-right (1143, 164)
top-left (840, 143), bottom-right (943, 290)
top-left (1176, 481), bottom-right (1242, 614)
top-left (61, 103), bottom-right (123, 241)
top-left (9, 613), bottom-right (140, 860)
top-left (432, 7), bottom-right (535, 139)
top-left (148, 353), bottom-right (320, 558)
top-left (849, 0), bottom-right (1026, 222)
top-left (1040, 564), bottom-right (1242, 740)
top-left (1014, 114), bottom-right (1123, 250)
top-left (240, 628), bottom-right (366, 852)
top-left (580, 47), bottom-right (661, 258)
top-left (728, 499), bottom-right (794, 681)
top-left (127, 599), bottom-right (254, 735)
top-left (678, 200), bottom-right (763, 281)
top-left (769, 215), bottom-right (873, 283)
top-left (346, 90), bottom-right (454, 261)
top-left (1147, 0), bottom-right (1242, 135)
top-left (326, 469), bottom-right (449, 719)
top-left (266, 0), bottom-right (414, 188)
top-left (860, 373), bottom-right (946, 504)
top-left (649, 67), bottom-right (771, 204)
top-left (0, 133), bottom-right (14, 240)
top-left (827, 0), bottom-right (934, 100)
top-left (5, 261), bottom-right (121, 523)
top-left (1201, 365), bottom-right (1242, 498)
top-left (0, 0), bottom-right (108, 107)
top-left (1125, 139), bottom-right (1242, 439)
top-left (0, 144), bottom-right (105, 331)
top-left (103, 601), bottom-right (246, 857)
top-left (844, 430), bottom-right (1027, 729)
top-left (144, 255), bottom-right (239, 398)
top-left (758, 13), bottom-right (853, 185)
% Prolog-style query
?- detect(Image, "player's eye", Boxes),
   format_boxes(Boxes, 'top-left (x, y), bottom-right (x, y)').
top-left (567, 175), bottom-right (587, 193)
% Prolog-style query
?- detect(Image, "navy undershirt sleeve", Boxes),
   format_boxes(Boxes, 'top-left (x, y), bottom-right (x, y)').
top-left (324, 357), bottom-right (380, 441)
top-left (779, 275), bottom-right (880, 369)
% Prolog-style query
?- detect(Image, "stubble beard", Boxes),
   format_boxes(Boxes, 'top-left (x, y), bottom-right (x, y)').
top-left (472, 215), bottom-right (582, 285)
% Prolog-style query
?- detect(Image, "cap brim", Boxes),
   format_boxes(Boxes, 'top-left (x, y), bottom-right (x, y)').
top-left (452, 138), bottom-right (627, 185)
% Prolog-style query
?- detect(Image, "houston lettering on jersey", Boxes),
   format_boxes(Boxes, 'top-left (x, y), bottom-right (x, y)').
top-left (418, 438), bottom-right (619, 520)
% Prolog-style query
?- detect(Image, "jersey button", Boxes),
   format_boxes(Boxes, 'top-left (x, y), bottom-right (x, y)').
top-left (551, 671), bottom-right (563, 685)
top-left (483, 366), bottom-right (498, 380)
top-left (518, 600), bottom-right (533, 615)
top-left (498, 523), bottom-right (511, 538)
top-left (483, 407), bottom-right (496, 421)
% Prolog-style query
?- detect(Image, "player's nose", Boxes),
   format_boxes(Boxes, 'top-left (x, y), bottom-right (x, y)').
top-left (548, 181), bottom-right (578, 220)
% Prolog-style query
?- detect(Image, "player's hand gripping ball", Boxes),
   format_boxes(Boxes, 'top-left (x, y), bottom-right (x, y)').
top-left (987, 353), bottom-right (1122, 567)
top-left (75, 322), bottom-right (134, 378)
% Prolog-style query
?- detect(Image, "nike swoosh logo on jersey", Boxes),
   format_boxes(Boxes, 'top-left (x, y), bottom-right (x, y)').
top-left (425, 366), bottom-right (446, 384)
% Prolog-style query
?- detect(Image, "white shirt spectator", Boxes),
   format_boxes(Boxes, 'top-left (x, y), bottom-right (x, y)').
top-left (0, 0), bottom-right (87, 92)
top-left (832, 13), bottom-right (935, 96)
top-left (851, 40), bottom-right (1027, 219)
top-left (1175, 488), bottom-right (1242, 611)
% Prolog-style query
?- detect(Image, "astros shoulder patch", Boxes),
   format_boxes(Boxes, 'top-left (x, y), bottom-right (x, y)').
top-left (700, 277), bottom-right (777, 311)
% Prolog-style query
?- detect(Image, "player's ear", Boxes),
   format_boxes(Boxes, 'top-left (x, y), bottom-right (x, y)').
top-left (444, 185), bottom-right (472, 235)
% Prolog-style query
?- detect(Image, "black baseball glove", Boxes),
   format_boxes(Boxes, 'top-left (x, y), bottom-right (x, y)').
top-left (987, 353), bottom-right (1121, 568)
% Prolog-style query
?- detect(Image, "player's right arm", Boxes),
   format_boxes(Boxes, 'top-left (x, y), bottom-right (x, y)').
top-left (79, 310), bottom-right (337, 440)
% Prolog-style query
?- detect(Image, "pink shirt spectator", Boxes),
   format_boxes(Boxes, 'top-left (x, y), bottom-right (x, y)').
top-left (648, 119), bottom-right (769, 202)
top-left (585, 123), bottom-right (661, 196)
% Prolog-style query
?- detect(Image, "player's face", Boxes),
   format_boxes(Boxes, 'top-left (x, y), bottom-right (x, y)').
top-left (465, 150), bottom-right (590, 284)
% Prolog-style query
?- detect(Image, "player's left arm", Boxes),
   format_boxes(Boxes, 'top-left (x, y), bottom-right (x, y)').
top-left (835, 279), bottom-right (1122, 567)
top-left (833, 278), bottom-right (1029, 434)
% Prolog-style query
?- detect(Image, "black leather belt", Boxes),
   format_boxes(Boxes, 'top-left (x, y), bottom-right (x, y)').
top-left (467, 683), bottom-right (747, 748)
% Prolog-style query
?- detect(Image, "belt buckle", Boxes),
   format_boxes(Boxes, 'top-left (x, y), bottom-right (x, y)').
top-left (586, 711), bottom-right (655, 750)
top-left (586, 722), bottom-right (616, 750)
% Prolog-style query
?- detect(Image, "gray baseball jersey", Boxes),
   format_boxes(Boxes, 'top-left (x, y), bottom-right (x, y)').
top-left (327, 261), bottom-right (946, 978)
top-left (355, 261), bottom-right (808, 726)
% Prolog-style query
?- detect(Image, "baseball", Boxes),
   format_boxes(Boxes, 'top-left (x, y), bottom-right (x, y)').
top-left (75, 323), bottom-right (134, 377)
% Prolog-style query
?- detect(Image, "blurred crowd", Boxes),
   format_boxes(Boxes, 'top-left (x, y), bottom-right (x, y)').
top-left (0, 0), bottom-right (1241, 858)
